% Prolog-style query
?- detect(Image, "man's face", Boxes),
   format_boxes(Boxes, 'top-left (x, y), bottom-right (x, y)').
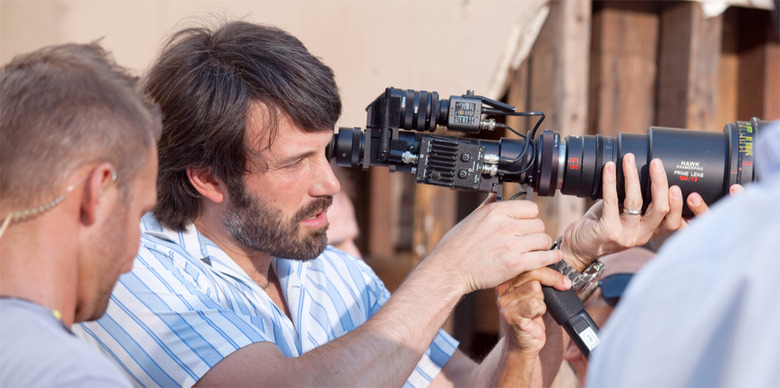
top-left (223, 110), bottom-right (340, 260)
top-left (76, 147), bottom-right (158, 322)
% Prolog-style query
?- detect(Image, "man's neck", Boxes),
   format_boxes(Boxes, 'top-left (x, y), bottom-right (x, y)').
top-left (192, 215), bottom-right (273, 285)
top-left (0, 215), bottom-right (78, 326)
top-left (192, 215), bottom-right (292, 318)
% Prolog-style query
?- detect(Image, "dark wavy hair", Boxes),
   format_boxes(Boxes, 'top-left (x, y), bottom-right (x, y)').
top-left (145, 21), bottom-right (342, 230)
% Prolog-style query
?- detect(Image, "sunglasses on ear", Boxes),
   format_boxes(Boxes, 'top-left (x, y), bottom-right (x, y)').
top-left (580, 273), bottom-right (634, 307)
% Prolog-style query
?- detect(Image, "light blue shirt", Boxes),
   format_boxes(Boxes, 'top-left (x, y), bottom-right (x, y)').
top-left (587, 121), bottom-right (780, 387)
top-left (1, 299), bottom-right (131, 387)
top-left (76, 214), bottom-right (458, 387)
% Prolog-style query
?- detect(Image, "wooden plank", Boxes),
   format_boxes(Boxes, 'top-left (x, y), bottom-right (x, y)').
top-left (589, 1), bottom-right (659, 136)
top-left (716, 7), bottom-right (740, 128)
top-left (368, 168), bottom-right (395, 260)
top-left (411, 182), bottom-right (457, 333)
top-left (524, 0), bottom-right (590, 238)
top-left (657, 1), bottom-right (723, 130)
top-left (411, 184), bottom-right (457, 264)
top-left (737, 8), bottom-right (780, 121)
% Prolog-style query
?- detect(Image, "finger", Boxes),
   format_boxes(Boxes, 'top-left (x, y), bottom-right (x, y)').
top-left (479, 198), bottom-right (540, 221)
top-left (729, 184), bottom-right (744, 195)
top-left (506, 249), bottom-right (563, 277)
top-left (512, 232), bottom-right (554, 252)
top-left (501, 293), bottom-right (547, 320)
top-left (662, 185), bottom-right (684, 231)
top-left (500, 199), bottom-right (540, 220)
top-left (641, 159), bottom-right (671, 227)
top-left (621, 153), bottom-right (643, 216)
top-left (498, 281), bottom-right (547, 314)
top-left (686, 192), bottom-right (709, 216)
top-left (536, 267), bottom-right (571, 291)
top-left (600, 161), bottom-right (620, 223)
top-left (497, 266), bottom-right (571, 296)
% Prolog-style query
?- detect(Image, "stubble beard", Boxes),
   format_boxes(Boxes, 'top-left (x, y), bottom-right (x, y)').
top-left (80, 201), bottom-right (132, 322)
top-left (223, 184), bottom-right (333, 261)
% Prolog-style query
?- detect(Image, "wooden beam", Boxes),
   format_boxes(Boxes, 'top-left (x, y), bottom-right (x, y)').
top-left (737, 7), bottom-right (780, 121)
top-left (367, 168), bottom-right (395, 260)
top-left (716, 8), bottom-right (741, 127)
top-left (523, 0), bottom-right (590, 237)
top-left (589, 1), bottom-right (659, 136)
top-left (657, 1), bottom-right (723, 130)
top-left (411, 185), bottom-right (457, 264)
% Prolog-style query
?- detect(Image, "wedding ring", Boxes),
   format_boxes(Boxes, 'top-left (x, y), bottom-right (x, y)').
top-left (623, 208), bottom-right (642, 216)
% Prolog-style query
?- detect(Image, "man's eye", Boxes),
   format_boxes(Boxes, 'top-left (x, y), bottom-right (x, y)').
top-left (285, 159), bottom-right (303, 168)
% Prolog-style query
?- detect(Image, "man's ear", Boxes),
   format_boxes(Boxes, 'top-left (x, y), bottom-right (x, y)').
top-left (187, 167), bottom-right (226, 204)
top-left (80, 162), bottom-right (116, 226)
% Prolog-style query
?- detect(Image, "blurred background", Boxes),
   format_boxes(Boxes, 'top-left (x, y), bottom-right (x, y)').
top-left (2, 0), bottom-right (778, 361)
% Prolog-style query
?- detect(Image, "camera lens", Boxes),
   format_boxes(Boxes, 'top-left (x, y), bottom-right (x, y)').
top-left (533, 118), bottom-right (763, 215)
top-left (384, 88), bottom-right (443, 132)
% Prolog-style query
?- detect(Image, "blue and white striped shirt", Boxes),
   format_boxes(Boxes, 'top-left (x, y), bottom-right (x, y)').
top-left (75, 213), bottom-right (458, 387)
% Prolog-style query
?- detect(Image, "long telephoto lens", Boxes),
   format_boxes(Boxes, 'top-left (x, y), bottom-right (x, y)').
top-left (531, 118), bottom-right (763, 215)
top-left (328, 117), bottom-right (764, 216)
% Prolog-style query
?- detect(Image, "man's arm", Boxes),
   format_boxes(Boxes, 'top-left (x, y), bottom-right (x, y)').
top-left (428, 267), bottom-right (568, 388)
top-left (196, 197), bottom-right (563, 386)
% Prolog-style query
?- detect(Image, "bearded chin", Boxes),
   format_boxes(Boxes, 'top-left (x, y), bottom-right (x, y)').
top-left (222, 191), bottom-right (331, 261)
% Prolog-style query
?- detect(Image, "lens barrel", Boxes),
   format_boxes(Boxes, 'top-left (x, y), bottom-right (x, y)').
top-left (329, 118), bottom-right (763, 216)
top-left (534, 118), bottom-right (763, 215)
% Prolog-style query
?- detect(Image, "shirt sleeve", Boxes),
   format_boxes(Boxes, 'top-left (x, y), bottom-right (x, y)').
top-left (77, 244), bottom-right (272, 387)
top-left (346, 255), bottom-right (460, 388)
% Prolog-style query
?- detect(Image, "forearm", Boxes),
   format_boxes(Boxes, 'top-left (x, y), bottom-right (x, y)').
top-left (197, 258), bottom-right (465, 387)
top-left (464, 337), bottom-right (541, 388)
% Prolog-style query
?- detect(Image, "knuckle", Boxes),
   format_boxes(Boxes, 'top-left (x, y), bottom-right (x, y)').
top-left (654, 202), bottom-right (670, 214)
top-left (529, 280), bottom-right (543, 295)
top-left (532, 298), bottom-right (547, 314)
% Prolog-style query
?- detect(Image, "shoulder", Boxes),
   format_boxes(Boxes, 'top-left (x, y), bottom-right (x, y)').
top-left (0, 302), bottom-right (130, 387)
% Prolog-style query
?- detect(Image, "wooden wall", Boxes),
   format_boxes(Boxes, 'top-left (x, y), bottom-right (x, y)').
top-left (344, 0), bottom-right (779, 359)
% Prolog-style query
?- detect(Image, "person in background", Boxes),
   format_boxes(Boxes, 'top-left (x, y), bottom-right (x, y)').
top-left (326, 164), bottom-right (362, 258)
top-left (0, 42), bottom-right (161, 386)
top-left (76, 20), bottom-right (684, 387)
top-left (561, 247), bottom-right (655, 387)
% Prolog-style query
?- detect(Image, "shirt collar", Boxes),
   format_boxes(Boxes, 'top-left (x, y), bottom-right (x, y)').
top-left (139, 212), bottom-right (260, 282)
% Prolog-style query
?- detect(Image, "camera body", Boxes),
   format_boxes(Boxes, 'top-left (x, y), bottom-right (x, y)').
top-left (329, 87), bottom-right (763, 215)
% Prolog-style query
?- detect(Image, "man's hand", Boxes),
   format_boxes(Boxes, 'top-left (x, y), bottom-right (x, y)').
top-left (559, 154), bottom-right (684, 270)
top-left (687, 184), bottom-right (744, 216)
top-left (488, 268), bottom-right (570, 388)
top-left (426, 194), bottom-right (563, 294)
top-left (497, 268), bottom-right (571, 354)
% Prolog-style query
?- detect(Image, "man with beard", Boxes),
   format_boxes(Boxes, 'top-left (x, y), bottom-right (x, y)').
top-left (76, 21), bottom-right (683, 387)
top-left (0, 43), bottom-right (160, 386)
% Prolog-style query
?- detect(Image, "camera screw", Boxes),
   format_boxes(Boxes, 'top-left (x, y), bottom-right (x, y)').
top-left (458, 170), bottom-right (468, 179)
top-left (461, 153), bottom-right (471, 162)
top-left (432, 172), bottom-right (442, 180)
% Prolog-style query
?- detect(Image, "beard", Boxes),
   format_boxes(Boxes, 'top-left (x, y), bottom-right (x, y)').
top-left (223, 182), bottom-right (333, 261)
top-left (79, 200), bottom-right (133, 322)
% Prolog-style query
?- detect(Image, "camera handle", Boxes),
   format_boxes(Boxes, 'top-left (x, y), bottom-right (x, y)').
top-left (542, 285), bottom-right (600, 359)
